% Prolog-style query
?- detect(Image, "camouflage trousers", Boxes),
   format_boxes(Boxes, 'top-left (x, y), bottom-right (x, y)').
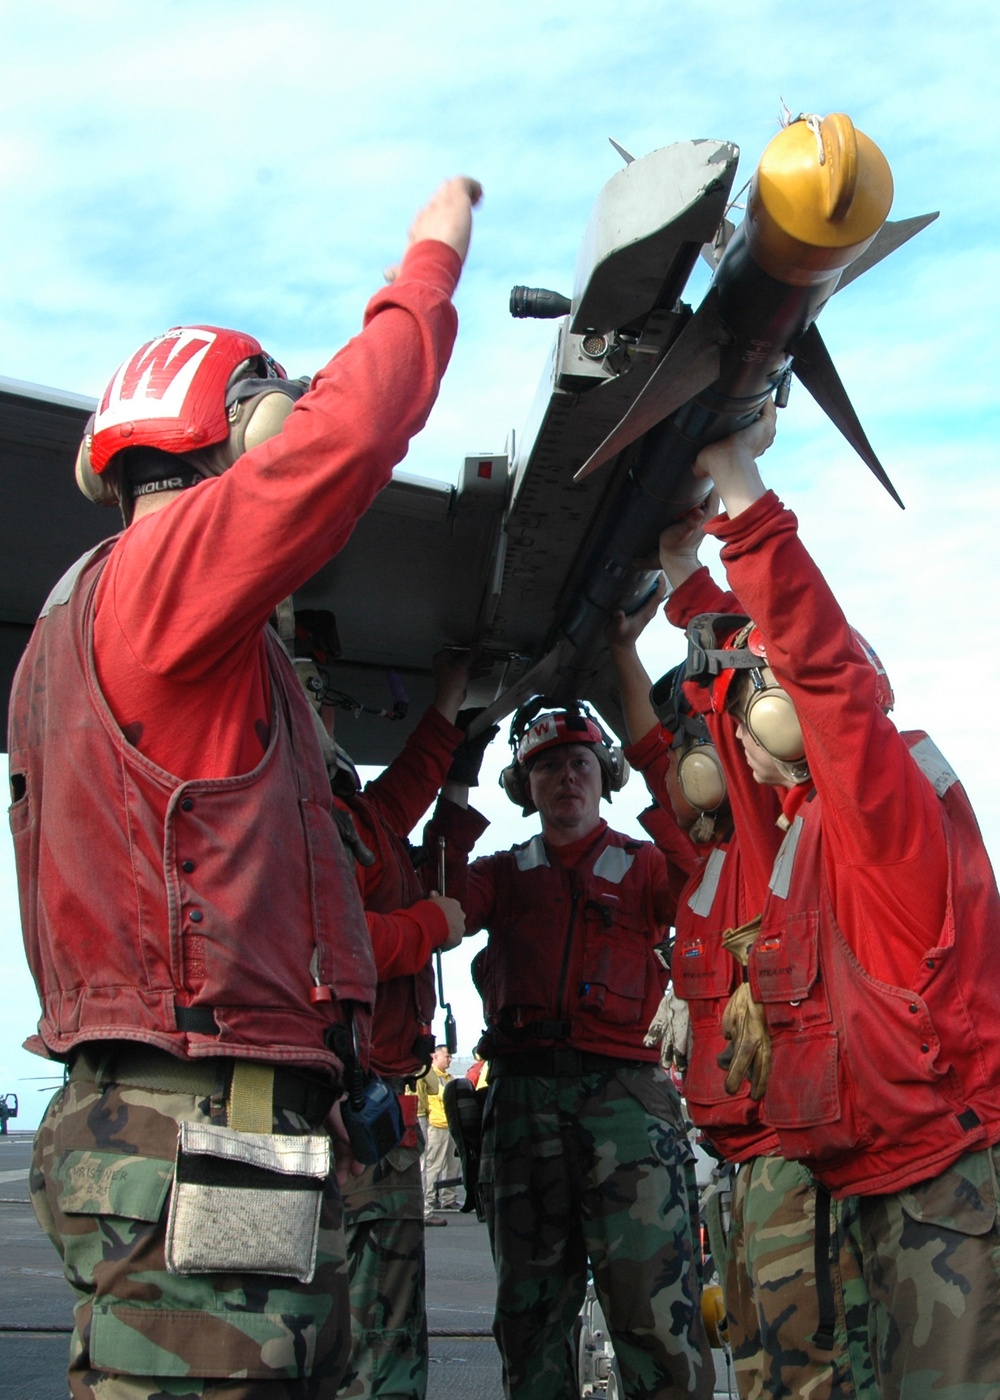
top-left (30, 1064), bottom-right (349, 1399)
top-left (724, 1155), bottom-right (876, 1400)
top-left (478, 1064), bottom-right (714, 1400)
top-left (335, 1142), bottom-right (428, 1399)
top-left (858, 1141), bottom-right (1000, 1399)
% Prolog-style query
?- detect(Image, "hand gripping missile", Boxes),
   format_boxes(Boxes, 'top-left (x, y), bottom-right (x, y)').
top-left (545, 114), bottom-right (936, 699)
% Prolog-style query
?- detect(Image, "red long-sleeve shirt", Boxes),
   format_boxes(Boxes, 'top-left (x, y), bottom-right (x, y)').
top-left (708, 491), bottom-right (949, 985)
top-left (92, 239), bottom-right (462, 781)
top-left (340, 705), bottom-right (465, 979)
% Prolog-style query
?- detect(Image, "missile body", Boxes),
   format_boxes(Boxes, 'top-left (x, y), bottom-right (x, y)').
top-left (550, 114), bottom-right (908, 702)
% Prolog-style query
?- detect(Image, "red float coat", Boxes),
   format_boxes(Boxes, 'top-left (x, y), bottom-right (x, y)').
top-left (337, 706), bottom-right (487, 1079)
top-left (8, 240), bottom-right (463, 1077)
top-left (10, 542), bottom-right (374, 1074)
top-left (710, 492), bottom-right (1000, 1194)
top-left (627, 723), bottom-right (781, 1162)
top-left (461, 821), bottom-right (690, 1061)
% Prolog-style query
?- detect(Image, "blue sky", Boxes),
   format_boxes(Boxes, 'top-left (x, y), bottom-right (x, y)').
top-left (3, 1), bottom-right (999, 1124)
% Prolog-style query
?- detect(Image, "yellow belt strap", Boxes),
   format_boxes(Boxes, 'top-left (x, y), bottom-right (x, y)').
top-left (227, 1062), bottom-right (275, 1134)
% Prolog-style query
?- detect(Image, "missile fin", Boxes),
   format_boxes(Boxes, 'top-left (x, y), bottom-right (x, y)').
top-left (574, 290), bottom-right (726, 481)
top-left (700, 216), bottom-right (736, 271)
top-left (608, 137), bottom-right (636, 166)
top-left (836, 212), bottom-right (939, 292)
top-left (792, 323), bottom-right (904, 509)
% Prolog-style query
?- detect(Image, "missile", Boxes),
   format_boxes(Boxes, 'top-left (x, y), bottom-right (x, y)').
top-left (473, 113), bottom-right (937, 724)
top-left (540, 113), bottom-right (935, 705)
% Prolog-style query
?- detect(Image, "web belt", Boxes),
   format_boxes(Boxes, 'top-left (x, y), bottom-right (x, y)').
top-left (69, 1044), bottom-right (337, 1130)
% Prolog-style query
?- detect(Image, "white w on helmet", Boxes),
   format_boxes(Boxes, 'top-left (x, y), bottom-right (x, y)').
top-left (74, 325), bottom-right (307, 519)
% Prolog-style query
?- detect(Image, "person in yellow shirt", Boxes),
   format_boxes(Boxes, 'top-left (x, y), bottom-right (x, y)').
top-left (417, 1046), bottom-right (461, 1223)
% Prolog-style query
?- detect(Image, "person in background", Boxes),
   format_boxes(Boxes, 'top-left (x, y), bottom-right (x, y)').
top-left (291, 627), bottom-right (488, 1400)
top-left (431, 699), bottom-right (714, 1400)
top-left (418, 1045), bottom-right (462, 1223)
top-left (466, 1049), bottom-right (487, 1088)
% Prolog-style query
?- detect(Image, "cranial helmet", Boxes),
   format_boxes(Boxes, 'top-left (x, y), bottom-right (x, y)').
top-left (75, 325), bottom-right (308, 517)
top-left (649, 662), bottom-right (727, 814)
top-left (500, 697), bottom-right (629, 814)
top-left (685, 612), bottom-right (893, 775)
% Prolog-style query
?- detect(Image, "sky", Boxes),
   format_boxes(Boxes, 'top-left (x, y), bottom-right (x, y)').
top-left (2, 0), bottom-right (999, 1126)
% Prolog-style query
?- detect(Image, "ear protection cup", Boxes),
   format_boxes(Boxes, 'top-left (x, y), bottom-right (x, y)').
top-left (605, 748), bottom-right (629, 795)
top-left (227, 385), bottom-right (302, 461)
top-left (745, 685), bottom-right (804, 762)
top-left (676, 742), bottom-right (726, 811)
top-left (75, 416), bottom-right (122, 508)
top-left (500, 761), bottom-right (533, 812)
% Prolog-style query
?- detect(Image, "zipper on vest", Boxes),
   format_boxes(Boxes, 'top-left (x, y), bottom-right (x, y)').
top-left (555, 883), bottom-right (580, 1021)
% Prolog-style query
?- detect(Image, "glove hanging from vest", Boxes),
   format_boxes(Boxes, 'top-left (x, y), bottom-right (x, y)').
top-left (644, 990), bottom-right (692, 1073)
top-left (717, 915), bottom-right (771, 1100)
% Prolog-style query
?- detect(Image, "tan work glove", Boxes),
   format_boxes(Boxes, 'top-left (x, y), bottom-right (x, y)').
top-left (717, 914), bottom-right (771, 1100)
top-left (721, 914), bottom-right (762, 967)
top-left (644, 990), bottom-right (692, 1072)
top-left (717, 982), bottom-right (771, 1099)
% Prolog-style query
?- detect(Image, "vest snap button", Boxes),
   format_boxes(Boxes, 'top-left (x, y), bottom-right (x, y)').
top-left (182, 860), bottom-right (195, 874)
top-left (909, 1004), bottom-right (918, 1014)
top-left (189, 909), bottom-right (204, 923)
top-left (920, 1044), bottom-right (930, 1053)
top-left (181, 798), bottom-right (194, 812)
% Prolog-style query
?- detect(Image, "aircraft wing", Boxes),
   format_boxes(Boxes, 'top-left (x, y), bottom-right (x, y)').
top-left (0, 380), bottom-right (107, 744)
top-left (0, 378), bottom-right (507, 763)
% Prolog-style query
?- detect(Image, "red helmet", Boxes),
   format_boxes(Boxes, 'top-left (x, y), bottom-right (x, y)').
top-left (502, 699), bottom-right (628, 812)
top-left (88, 326), bottom-right (278, 473)
top-left (713, 621), bottom-right (893, 715)
top-left (688, 614), bottom-right (893, 770)
top-left (688, 614), bottom-right (893, 719)
top-left (516, 708), bottom-right (607, 765)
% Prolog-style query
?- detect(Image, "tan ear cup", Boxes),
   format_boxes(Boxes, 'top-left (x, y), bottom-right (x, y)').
top-left (74, 419), bottom-right (121, 508)
top-left (746, 686), bottom-right (804, 762)
top-left (228, 389), bottom-right (298, 462)
top-left (677, 743), bottom-right (727, 811)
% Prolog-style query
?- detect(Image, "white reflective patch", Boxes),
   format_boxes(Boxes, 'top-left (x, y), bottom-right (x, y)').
top-left (96, 328), bottom-right (217, 430)
top-left (515, 835), bottom-right (550, 871)
top-left (687, 847), bottom-right (727, 917)
top-left (909, 736), bottom-right (958, 797)
top-left (769, 816), bottom-right (804, 900)
top-left (592, 845), bottom-right (635, 884)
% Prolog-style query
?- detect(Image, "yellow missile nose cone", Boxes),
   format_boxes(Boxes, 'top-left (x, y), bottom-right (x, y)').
top-left (746, 113), bottom-right (894, 284)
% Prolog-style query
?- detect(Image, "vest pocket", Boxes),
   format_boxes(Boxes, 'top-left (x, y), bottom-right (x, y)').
top-left (750, 910), bottom-right (832, 1029)
top-left (672, 932), bottom-right (736, 1001)
top-left (764, 1026), bottom-right (873, 1163)
top-left (763, 1027), bottom-right (842, 1128)
top-left (578, 929), bottom-right (648, 1025)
